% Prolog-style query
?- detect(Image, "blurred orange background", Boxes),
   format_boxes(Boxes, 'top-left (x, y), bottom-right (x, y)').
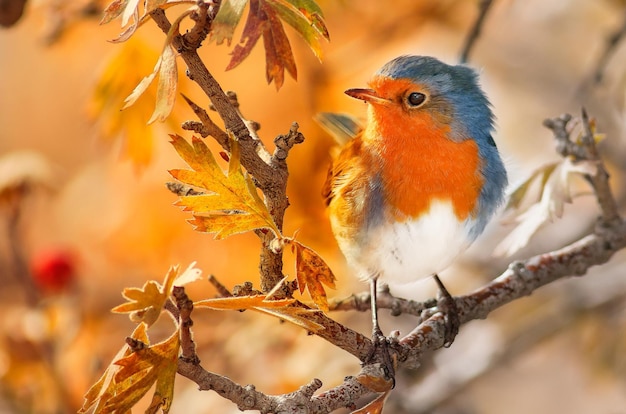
top-left (1, 0), bottom-right (625, 413)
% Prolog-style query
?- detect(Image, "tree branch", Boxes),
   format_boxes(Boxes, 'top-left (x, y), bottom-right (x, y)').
top-left (150, 6), bottom-right (304, 294)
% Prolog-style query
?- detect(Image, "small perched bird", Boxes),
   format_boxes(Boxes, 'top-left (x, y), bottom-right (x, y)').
top-left (323, 55), bottom-right (508, 365)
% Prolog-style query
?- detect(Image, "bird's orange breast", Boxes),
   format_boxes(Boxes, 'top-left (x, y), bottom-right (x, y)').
top-left (365, 107), bottom-right (483, 222)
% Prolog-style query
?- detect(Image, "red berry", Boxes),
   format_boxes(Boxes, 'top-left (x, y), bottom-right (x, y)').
top-left (31, 249), bottom-right (76, 293)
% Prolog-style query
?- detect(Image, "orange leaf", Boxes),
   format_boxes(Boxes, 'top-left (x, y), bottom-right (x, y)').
top-left (226, 0), bottom-right (265, 71)
top-left (350, 391), bottom-right (390, 414)
top-left (262, 0), bottom-right (297, 88)
top-left (106, 328), bottom-right (180, 413)
top-left (195, 294), bottom-right (325, 332)
top-left (194, 294), bottom-right (295, 310)
top-left (291, 240), bottom-right (336, 312)
top-left (79, 323), bottom-right (150, 413)
top-left (226, 0), bottom-right (297, 89)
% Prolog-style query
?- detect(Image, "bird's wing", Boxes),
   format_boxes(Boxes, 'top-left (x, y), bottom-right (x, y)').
top-left (314, 112), bottom-right (364, 146)
top-left (322, 135), bottom-right (365, 207)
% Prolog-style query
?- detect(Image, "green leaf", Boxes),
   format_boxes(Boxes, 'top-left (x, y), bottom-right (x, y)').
top-left (212, 0), bottom-right (248, 45)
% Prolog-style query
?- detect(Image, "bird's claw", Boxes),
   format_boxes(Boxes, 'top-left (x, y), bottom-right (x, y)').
top-left (363, 330), bottom-right (397, 388)
top-left (434, 275), bottom-right (460, 347)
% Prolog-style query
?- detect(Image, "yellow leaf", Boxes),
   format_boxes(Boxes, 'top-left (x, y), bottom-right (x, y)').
top-left (194, 294), bottom-right (295, 310)
top-left (79, 324), bottom-right (149, 414)
top-left (195, 294), bottom-right (325, 332)
top-left (112, 264), bottom-right (185, 326)
top-left (89, 37), bottom-right (181, 170)
top-left (147, 44), bottom-right (178, 124)
top-left (291, 240), bottom-right (336, 312)
top-left (169, 134), bottom-right (281, 239)
top-left (104, 328), bottom-right (180, 413)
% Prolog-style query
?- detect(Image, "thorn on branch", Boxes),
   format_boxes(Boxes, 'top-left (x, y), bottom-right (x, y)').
top-left (208, 274), bottom-right (233, 297)
top-left (181, 93), bottom-right (229, 146)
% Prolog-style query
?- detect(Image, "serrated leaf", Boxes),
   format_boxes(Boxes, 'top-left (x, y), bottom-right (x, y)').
top-left (112, 264), bottom-right (187, 326)
top-left (291, 240), bottom-right (336, 312)
top-left (104, 328), bottom-right (180, 414)
top-left (169, 134), bottom-right (281, 239)
top-left (79, 324), bottom-right (149, 414)
top-left (266, 0), bottom-right (329, 60)
top-left (227, 0), bottom-right (297, 89)
top-left (212, 0), bottom-right (248, 45)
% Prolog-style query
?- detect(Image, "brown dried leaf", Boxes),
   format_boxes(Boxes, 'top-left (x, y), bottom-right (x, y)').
top-left (226, 0), bottom-right (297, 89)
top-left (291, 240), bottom-right (336, 312)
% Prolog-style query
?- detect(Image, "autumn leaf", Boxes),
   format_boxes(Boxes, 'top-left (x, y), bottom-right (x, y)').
top-left (212, 0), bottom-right (248, 45)
top-left (80, 323), bottom-right (150, 413)
top-left (100, 0), bottom-right (194, 42)
top-left (107, 329), bottom-right (180, 414)
top-left (169, 134), bottom-right (281, 239)
top-left (266, 0), bottom-right (330, 60)
top-left (195, 293), bottom-right (324, 332)
top-left (89, 37), bottom-right (184, 169)
top-left (350, 391), bottom-right (391, 414)
top-left (290, 240), bottom-right (336, 312)
top-left (495, 158), bottom-right (598, 256)
top-left (227, 0), bottom-right (297, 89)
top-left (122, 9), bottom-right (192, 124)
top-left (112, 263), bottom-right (201, 326)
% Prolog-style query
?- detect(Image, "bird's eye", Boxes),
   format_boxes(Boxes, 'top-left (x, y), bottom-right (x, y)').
top-left (407, 92), bottom-right (426, 107)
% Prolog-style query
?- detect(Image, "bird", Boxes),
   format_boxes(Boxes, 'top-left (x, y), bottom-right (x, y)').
top-left (322, 55), bottom-right (508, 376)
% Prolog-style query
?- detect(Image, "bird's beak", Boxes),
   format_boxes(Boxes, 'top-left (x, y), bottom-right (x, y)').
top-left (345, 88), bottom-right (391, 105)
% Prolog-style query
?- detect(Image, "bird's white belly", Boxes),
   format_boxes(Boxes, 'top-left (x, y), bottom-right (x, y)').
top-left (343, 200), bottom-right (475, 284)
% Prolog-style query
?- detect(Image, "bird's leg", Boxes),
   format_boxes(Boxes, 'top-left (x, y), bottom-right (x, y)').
top-left (433, 274), bottom-right (460, 347)
top-left (365, 277), bottom-right (396, 386)
top-left (370, 277), bottom-right (383, 338)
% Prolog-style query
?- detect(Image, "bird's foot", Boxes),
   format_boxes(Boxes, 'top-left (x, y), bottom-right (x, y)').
top-left (362, 327), bottom-right (397, 389)
top-left (433, 275), bottom-right (460, 347)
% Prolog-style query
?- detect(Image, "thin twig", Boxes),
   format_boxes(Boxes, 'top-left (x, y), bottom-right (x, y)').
top-left (459, 0), bottom-right (494, 63)
top-left (591, 9), bottom-right (626, 84)
top-left (173, 286), bottom-right (200, 364)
